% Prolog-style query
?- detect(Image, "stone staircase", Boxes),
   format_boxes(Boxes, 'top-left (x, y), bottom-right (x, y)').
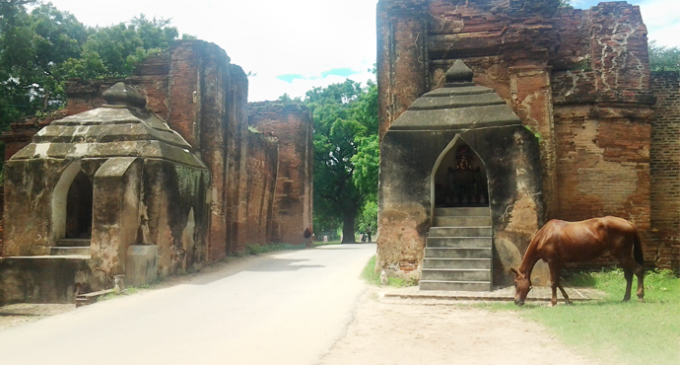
top-left (420, 207), bottom-right (493, 291)
top-left (51, 238), bottom-right (91, 256)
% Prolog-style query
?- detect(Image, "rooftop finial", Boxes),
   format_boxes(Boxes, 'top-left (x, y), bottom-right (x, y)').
top-left (445, 60), bottom-right (474, 85)
top-left (103, 83), bottom-right (147, 109)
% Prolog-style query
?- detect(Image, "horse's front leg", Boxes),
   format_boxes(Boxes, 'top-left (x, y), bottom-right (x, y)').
top-left (549, 263), bottom-right (569, 306)
top-left (549, 264), bottom-right (559, 307)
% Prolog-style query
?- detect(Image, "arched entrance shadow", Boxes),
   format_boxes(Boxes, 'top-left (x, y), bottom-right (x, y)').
top-left (430, 134), bottom-right (489, 216)
top-left (65, 171), bottom-right (93, 238)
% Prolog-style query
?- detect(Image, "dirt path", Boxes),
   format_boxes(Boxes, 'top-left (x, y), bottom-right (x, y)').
top-left (319, 287), bottom-right (605, 365)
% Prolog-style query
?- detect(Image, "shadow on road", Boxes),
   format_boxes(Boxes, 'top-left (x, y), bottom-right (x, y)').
top-left (181, 257), bottom-right (325, 286)
top-left (245, 259), bottom-right (325, 272)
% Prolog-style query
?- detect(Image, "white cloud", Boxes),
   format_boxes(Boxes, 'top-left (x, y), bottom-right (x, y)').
top-left (637, 0), bottom-right (680, 47)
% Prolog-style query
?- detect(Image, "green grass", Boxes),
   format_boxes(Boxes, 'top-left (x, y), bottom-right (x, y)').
top-left (485, 269), bottom-right (679, 365)
top-left (361, 255), bottom-right (418, 288)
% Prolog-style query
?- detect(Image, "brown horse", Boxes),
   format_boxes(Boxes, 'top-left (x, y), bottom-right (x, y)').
top-left (511, 216), bottom-right (644, 306)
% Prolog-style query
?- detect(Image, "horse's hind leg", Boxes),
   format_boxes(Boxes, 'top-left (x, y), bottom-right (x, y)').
top-left (558, 283), bottom-right (572, 305)
top-left (620, 256), bottom-right (644, 302)
top-left (622, 267), bottom-right (634, 302)
top-left (630, 261), bottom-right (645, 302)
top-left (635, 267), bottom-right (644, 302)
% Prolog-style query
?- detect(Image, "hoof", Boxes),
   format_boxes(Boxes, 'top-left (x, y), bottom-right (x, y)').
top-left (638, 298), bottom-right (645, 303)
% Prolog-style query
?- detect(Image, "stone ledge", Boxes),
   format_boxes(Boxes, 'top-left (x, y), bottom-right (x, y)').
top-left (385, 285), bottom-right (606, 302)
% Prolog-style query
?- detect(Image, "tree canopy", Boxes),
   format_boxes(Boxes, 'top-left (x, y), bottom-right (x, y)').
top-left (0, 1), bottom-right (180, 131)
top-left (303, 79), bottom-right (379, 243)
top-left (649, 41), bottom-right (680, 71)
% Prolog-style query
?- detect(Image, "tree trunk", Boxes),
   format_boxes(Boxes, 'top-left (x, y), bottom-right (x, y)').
top-left (341, 212), bottom-right (356, 243)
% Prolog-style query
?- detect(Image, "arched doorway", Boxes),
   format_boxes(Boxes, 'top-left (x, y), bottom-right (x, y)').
top-left (65, 171), bottom-right (93, 238)
top-left (433, 139), bottom-right (489, 208)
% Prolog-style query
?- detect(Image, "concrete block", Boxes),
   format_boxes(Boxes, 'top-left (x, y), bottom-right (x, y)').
top-left (126, 245), bottom-right (158, 287)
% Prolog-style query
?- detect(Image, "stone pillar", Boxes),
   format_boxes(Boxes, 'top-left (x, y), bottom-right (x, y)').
top-left (377, 0), bottom-right (428, 140)
top-left (509, 65), bottom-right (557, 219)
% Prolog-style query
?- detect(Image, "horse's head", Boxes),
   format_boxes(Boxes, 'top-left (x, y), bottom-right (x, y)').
top-left (510, 268), bottom-right (531, 306)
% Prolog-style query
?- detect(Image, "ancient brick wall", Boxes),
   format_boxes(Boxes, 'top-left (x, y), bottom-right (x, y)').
top-left (232, 132), bottom-right (279, 251)
top-left (249, 102), bottom-right (313, 245)
top-left (650, 72), bottom-right (680, 272)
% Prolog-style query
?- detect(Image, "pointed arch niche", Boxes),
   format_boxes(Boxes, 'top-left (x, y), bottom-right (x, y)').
top-left (52, 161), bottom-right (93, 240)
top-left (431, 135), bottom-right (489, 210)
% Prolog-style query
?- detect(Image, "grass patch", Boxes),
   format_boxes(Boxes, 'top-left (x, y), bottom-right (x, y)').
top-left (510, 269), bottom-right (679, 365)
top-left (361, 255), bottom-right (418, 288)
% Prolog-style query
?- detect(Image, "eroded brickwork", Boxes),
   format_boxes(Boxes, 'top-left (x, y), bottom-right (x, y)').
top-left (249, 102), bottom-right (313, 245)
top-left (650, 72), bottom-right (680, 272)
top-left (234, 132), bottom-right (279, 250)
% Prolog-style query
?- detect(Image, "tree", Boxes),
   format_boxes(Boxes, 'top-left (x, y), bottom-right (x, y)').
top-left (649, 41), bottom-right (680, 71)
top-left (558, 0), bottom-right (572, 8)
top-left (0, 1), bottom-right (179, 132)
top-left (305, 79), bottom-right (378, 243)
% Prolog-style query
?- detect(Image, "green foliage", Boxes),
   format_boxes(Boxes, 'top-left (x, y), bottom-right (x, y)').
top-left (356, 200), bottom-right (377, 236)
top-left (558, 0), bottom-right (573, 8)
top-left (84, 15), bottom-right (177, 77)
top-left (649, 41), bottom-right (680, 71)
top-left (0, 1), bottom-right (179, 132)
top-left (361, 255), bottom-right (418, 288)
top-left (484, 269), bottom-right (679, 365)
top-left (304, 79), bottom-right (378, 243)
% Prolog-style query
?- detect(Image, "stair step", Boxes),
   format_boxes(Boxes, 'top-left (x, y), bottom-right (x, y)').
top-left (422, 269), bottom-right (491, 281)
top-left (50, 247), bottom-right (90, 256)
top-left (434, 207), bottom-right (490, 217)
top-left (425, 247), bottom-right (492, 259)
top-left (429, 227), bottom-right (492, 237)
top-left (426, 237), bottom-right (492, 248)
top-left (55, 238), bottom-right (91, 247)
top-left (422, 258), bottom-right (491, 269)
top-left (420, 280), bottom-right (492, 291)
top-left (433, 216), bottom-right (492, 227)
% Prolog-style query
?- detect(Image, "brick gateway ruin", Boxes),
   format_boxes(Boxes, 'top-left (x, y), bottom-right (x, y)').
top-left (376, 0), bottom-right (679, 288)
top-left (0, 41), bottom-right (313, 304)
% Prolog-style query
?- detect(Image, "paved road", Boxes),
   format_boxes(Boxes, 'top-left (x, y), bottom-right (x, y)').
top-left (0, 244), bottom-right (376, 365)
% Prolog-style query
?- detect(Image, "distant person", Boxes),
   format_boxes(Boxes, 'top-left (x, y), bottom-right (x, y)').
top-left (303, 227), bottom-right (313, 247)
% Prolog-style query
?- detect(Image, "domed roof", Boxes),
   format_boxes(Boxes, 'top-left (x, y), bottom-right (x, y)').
top-left (389, 60), bottom-right (521, 131)
top-left (11, 83), bottom-right (206, 168)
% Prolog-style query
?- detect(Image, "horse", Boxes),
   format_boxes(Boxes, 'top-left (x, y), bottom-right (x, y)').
top-left (511, 216), bottom-right (644, 307)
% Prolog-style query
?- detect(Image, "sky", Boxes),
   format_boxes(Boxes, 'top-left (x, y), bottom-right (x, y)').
top-left (42, 0), bottom-right (680, 102)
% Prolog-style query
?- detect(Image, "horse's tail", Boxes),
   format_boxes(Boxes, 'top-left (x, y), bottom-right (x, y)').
top-left (633, 229), bottom-right (644, 267)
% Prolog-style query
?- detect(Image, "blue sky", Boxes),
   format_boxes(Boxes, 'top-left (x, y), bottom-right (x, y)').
top-left (44, 0), bottom-right (679, 101)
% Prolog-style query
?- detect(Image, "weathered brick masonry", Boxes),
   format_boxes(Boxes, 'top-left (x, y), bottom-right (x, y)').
top-left (377, 0), bottom-right (677, 274)
top-left (650, 72), bottom-right (680, 272)
top-left (2, 40), bottom-right (312, 261)
top-left (249, 102), bottom-right (314, 245)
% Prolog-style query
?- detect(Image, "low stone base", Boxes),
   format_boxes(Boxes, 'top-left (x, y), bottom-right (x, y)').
top-left (0, 256), bottom-right (91, 305)
top-left (385, 285), bottom-right (606, 302)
